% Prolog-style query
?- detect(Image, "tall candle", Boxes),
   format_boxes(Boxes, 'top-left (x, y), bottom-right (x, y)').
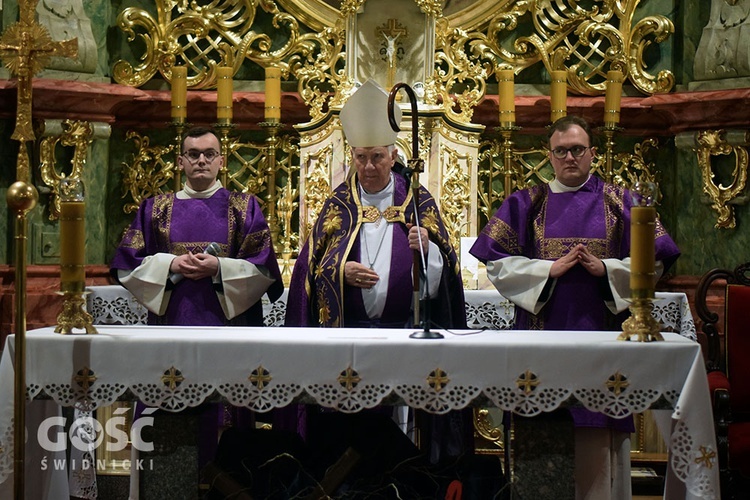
top-left (59, 179), bottom-right (86, 293)
top-left (216, 66), bottom-right (233, 122)
top-left (550, 70), bottom-right (567, 123)
top-left (604, 70), bottom-right (623, 126)
top-left (265, 66), bottom-right (281, 122)
top-left (497, 69), bottom-right (515, 125)
top-left (630, 206), bottom-right (656, 294)
top-left (171, 65), bottom-right (187, 122)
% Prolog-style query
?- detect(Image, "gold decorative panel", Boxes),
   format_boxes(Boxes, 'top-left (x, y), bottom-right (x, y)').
top-left (695, 130), bottom-right (750, 229)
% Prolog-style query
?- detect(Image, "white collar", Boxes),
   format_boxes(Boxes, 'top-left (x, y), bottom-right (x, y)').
top-left (177, 180), bottom-right (222, 199)
top-left (549, 175), bottom-right (591, 193)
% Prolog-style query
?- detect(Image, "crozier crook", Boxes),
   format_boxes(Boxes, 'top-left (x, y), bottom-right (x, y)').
top-left (388, 83), bottom-right (441, 339)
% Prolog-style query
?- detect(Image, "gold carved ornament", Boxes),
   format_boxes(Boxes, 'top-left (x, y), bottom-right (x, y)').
top-left (121, 131), bottom-right (178, 213)
top-left (439, 145), bottom-right (472, 250)
top-left (695, 130), bottom-right (749, 230)
top-left (431, 0), bottom-right (674, 124)
top-left (113, 0), bottom-right (346, 122)
top-left (39, 120), bottom-right (95, 220)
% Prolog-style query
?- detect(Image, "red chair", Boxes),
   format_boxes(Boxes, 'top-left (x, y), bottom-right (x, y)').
top-left (695, 262), bottom-right (750, 498)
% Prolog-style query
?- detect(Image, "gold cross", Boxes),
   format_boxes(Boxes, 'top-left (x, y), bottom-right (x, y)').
top-left (516, 370), bottom-right (539, 394)
top-left (0, 0), bottom-right (77, 181)
top-left (695, 445), bottom-right (716, 468)
top-left (338, 366), bottom-right (361, 391)
top-left (427, 368), bottom-right (450, 392)
top-left (606, 372), bottom-right (629, 396)
top-left (162, 366), bottom-right (184, 391)
top-left (249, 365), bottom-right (272, 390)
top-left (74, 366), bottom-right (97, 392)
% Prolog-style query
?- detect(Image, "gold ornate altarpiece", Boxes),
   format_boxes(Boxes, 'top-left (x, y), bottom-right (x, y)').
top-left (102, 0), bottom-right (682, 259)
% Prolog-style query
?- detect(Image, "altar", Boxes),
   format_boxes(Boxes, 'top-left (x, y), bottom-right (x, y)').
top-left (0, 323), bottom-right (718, 499)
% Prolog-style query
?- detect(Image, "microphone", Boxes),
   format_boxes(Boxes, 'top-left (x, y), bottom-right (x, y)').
top-left (169, 242), bottom-right (221, 284)
top-left (204, 241), bottom-right (221, 257)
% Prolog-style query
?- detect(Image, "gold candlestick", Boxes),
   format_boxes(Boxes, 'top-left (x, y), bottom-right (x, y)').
top-left (216, 65), bottom-right (233, 122)
top-left (264, 66), bottom-right (281, 122)
top-left (214, 120), bottom-right (236, 187)
top-left (619, 181), bottom-right (662, 342)
top-left (170, 64), bottom-right (187, 123)
top-left (604, 70), bottom-right (623, 127)
top-left (497, 69), bottom-right (515, 127)
top-left (496, 124), bottom-right (522, 199)
top-left (550, 70), bottom-right (567, 123)
top-left (56, 178), bottom-right (96, 334)
top-left (260, 120), bottom-right (283, 254)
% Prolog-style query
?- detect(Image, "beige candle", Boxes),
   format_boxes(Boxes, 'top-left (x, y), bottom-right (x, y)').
top-left (630, 206), bottom-right (656, 294)
top-left (604, 70), bottom-right (623, 126)
top-left (60, 200), bottom-right (86, 292)
top-left (265, 66), bottom-right (281, 122)
top-left (216, 66), bottom-right (233, 121)
top-left (497, 69), bottom-right (515, 125)
top-left (171, 65), bottom-right (187, 122)
top-left (550, 70), bottom-right (567, 123)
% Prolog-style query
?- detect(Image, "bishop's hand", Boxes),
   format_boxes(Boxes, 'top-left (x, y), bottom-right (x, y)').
top-left (345, 261), bottom-right (379, 289)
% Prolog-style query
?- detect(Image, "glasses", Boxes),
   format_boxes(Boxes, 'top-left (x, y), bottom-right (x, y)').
top-left (182, 149), bottom-right (220, 162)
top-left (551, 145), bottom-right (590, 159)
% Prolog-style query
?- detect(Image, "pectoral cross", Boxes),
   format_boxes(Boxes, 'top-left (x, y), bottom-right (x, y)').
top-left (377, 19), bottom-right (407, 90)
top-left (0, 0), bottom-right (77, 182)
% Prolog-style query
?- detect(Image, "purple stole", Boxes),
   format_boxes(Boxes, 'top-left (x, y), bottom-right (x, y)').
top-left (110, 188), bottom-right (283, 326)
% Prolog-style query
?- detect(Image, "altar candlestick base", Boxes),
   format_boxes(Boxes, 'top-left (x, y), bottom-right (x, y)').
top-left (618, 297), bottom-right (662, 342)
top-left (55, 291), bottom-right (98, 334)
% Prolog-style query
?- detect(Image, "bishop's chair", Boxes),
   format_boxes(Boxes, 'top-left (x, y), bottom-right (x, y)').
top-left (695, 262), bottom-right (750, 497)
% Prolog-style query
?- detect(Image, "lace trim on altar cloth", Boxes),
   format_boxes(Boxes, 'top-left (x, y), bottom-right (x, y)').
top-left (86, 288), bottom-right (697, 339)
top-left (0, 385), bottom-right (715, 492)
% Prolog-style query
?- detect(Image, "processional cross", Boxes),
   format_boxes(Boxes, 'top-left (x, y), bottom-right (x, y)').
top-left (0, 2), bottom-right (77, 498)
top-left (0, 0), bottom-right (78, 182)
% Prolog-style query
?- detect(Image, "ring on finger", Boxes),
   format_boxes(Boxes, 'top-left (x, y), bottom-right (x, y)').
top-left (356, 278), bottom-right (361, 283)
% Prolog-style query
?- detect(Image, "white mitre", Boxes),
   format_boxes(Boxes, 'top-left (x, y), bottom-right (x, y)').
top-left (340, 80), bottom-right (402, 147)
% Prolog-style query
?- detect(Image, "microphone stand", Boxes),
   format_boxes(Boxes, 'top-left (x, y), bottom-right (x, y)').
top-left (388, 83), bottom-right (443, 340)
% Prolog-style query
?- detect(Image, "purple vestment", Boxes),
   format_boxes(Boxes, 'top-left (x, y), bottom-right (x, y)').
top-left (110, 188), bottom-right (283, 326)
top-left (470, 176), bottom-right (680, 430)
top-left (285, 172), bottom-right (466, 329)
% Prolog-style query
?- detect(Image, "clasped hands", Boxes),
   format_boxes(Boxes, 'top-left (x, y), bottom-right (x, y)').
top-left (550, 243), bottom-right (605, 279)
top-left (170, 252), bottom-right (219, 280)
top-left (345, 225), bottom-right (430, 289)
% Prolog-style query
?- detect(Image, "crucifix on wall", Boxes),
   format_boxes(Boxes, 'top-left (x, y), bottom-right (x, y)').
top-left (376, 19), bottom-right (407, 90)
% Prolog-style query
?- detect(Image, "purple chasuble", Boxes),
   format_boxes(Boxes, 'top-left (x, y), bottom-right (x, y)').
top-left (285, 172), bottom-right (465, 329)
top-left (470, 176), bottom-right (680, 431)
top-left (110, 188), bottom-right (283, 326)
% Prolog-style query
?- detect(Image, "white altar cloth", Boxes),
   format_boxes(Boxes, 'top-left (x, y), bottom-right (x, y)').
top-left (0, 326), bottom-right (718, 499)
top-left (85, 285), bottom-right (697, 340)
